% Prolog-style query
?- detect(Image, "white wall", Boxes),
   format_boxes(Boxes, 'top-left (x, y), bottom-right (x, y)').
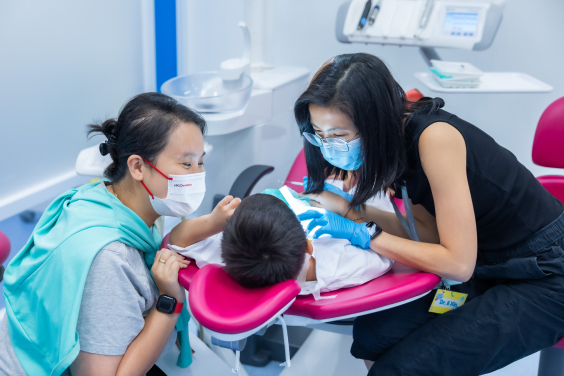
top-left (0, 0), bottom-right (153, 221)
top-left (180, 0), bottom-right (564, 179)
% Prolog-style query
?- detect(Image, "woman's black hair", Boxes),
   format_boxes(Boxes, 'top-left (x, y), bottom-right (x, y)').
top-left (88, 92), bottom-right (206, 182)
top-left (294, 53), bottom-right (442, 209)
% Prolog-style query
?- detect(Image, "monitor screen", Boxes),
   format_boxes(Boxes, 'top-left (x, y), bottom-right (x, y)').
top-left (443, 12), bottom-right (479, 35)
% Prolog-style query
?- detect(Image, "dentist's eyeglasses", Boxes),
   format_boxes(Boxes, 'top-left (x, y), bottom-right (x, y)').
top-left (302, 132), bottom-right (359, 152)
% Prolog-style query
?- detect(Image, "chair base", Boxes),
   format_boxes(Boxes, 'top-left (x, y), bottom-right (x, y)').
top-left (538, 347), bottom-right (564, 376)
top-left (241, 325), bottom-right (313, 367)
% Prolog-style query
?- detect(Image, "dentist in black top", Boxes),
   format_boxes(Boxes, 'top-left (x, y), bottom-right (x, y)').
top-left (295, 53), bottom-right (564, 375)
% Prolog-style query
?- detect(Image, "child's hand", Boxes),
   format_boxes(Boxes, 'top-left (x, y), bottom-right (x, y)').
top-left (209, 195), bottom-right (241, 232)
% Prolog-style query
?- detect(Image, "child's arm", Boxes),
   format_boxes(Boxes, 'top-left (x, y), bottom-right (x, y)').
top-left (169, 195), bottom-right (241, 248)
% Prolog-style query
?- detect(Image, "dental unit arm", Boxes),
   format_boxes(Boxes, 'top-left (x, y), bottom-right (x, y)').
top-left (336, 0), bottom-right (504, 66)
top-left (220, 22), bottom-right (252, 81)
top-left (336, 0), bottom-right (551, 93)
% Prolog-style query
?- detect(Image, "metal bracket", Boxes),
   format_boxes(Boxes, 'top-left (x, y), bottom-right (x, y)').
top-left (419, 47), bottom-right (441, 67)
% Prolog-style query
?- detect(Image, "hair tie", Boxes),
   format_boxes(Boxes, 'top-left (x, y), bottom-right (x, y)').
top-left (99, 142), bottom-right (109, 156)
top-left (432, 97), bottom-right (445, 109)
top-left (99, 135), bottom-right (117, 156)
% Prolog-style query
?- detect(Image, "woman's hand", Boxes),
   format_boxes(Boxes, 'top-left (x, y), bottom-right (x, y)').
top-left (300, 190), bottom-right (350, 217)
top-left (208, 195), bottom-right (241, 233)
top-left (297, 210), bottom-right (371, 249)
top-left (151, 248), bottom-right (190, 302)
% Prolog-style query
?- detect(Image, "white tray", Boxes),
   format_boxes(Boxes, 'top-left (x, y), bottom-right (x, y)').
top-left (414, 72), bottom-right (553, 93)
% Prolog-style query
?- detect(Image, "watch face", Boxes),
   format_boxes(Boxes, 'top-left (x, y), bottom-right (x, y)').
top-left (157, 295), bottom-right (176, 314)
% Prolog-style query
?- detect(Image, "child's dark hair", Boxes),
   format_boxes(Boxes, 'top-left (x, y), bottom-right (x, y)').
top-left (221, 194), bottom-right (308, 289)
top-left (87, 92), bottom-right (206, 182)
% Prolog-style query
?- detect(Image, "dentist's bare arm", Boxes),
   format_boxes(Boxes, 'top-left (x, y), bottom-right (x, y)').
top-left (354, 202), bottom-right (440, 244)
top-left (304, 190), bottom-right (440, 244)
top-left (370, 122), bottom-right (477, 282)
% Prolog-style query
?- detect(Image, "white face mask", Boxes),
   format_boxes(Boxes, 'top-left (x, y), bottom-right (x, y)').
top-left (141, 158), bottom-right (206, 217)
top-left (298, 251), bottom-right (320, 298)
top-left (297, 252), bottom-right (312, 283)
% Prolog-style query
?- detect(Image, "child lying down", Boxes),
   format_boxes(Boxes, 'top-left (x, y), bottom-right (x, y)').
top-left (168, 186), bottom-right (393, 299)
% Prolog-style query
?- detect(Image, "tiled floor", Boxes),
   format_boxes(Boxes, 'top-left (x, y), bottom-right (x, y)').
top-left (0, 213), bottom-right (545, 375)
top-left (243, 333), bottom-right (542, 376)
top-left (245, 361), bottom-right (286, 376)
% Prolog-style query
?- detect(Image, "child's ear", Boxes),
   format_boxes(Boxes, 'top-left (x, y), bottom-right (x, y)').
top-left (306, 240), bottom-right (314, 255)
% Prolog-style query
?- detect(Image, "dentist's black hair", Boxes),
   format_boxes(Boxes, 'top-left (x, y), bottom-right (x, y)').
top-left (87, 92), bottom-right (207, 182)
top-left (294, 53), bottom-right (442, 209)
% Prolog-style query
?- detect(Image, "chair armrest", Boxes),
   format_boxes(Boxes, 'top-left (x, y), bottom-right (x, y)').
top-left (228, 165), bottom-right (274, 199)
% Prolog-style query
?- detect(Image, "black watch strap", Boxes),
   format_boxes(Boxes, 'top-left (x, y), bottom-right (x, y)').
top-left (366, 221), bottom-right (383, 240)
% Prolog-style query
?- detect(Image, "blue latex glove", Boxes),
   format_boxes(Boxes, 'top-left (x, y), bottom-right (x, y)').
top-left (302, 176), bottom-right (353, 202)
top-left (297, 210), bottom-right (371, 249)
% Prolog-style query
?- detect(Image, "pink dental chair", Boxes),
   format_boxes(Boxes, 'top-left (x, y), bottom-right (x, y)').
top-left (0, 230), bottom-right (10, 283)
top-left (533, 96), bottom-right (564, 376)
top-left (165, 148), bottom-right (440, 371)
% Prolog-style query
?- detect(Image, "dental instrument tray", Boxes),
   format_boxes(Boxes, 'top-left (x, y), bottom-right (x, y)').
top-left (415, 71), bottom-right (553, 93)
top-left (428, 59), bottom-right (483, 88)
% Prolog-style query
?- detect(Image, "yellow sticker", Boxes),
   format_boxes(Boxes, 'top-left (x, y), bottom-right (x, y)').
top-left (429, 289), bottom-right (468, 314)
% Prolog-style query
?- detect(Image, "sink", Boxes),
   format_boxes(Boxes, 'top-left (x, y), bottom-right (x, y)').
top-left (161, 72), bottom-right (253, 113)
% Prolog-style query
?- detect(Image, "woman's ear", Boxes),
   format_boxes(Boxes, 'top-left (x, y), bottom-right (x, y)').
top-left (127, 155), bottom-right (145, 182)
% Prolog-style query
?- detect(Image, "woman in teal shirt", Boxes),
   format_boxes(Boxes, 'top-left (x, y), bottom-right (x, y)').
top-left (0, 93), bottom-right (239, 376)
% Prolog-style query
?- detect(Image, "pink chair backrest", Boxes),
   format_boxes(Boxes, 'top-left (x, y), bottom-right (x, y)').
top-left (0, 230), bottom-right (11, 265)
top-left (532, 97), bottom-right (564, 207)
top-left (285, 149), bottom-right (308, 194)
top-left (532, 96), bottom-right (564, 169)
top-left (537, 176), bottom-right (564, 203)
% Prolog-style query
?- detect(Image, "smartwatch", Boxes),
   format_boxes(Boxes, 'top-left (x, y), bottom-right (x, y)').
top-left (156, 294), bottom-right (184, 314)
top-left (366, 221), bottom-right (383, 240)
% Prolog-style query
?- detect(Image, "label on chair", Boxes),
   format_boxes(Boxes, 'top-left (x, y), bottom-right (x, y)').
top-left (429, 289), bottom-right (468, 314)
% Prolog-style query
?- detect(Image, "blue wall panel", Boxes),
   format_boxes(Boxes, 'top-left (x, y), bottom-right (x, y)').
top-left (154, 0), bottom-right (177, 92)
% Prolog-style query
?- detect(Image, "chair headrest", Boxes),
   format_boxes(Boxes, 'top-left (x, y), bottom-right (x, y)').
top-left (161, 232), bottom-right (200, 290)
top-left (533, 96), bottom-right (564, 169)
top-left (0, 230), bottom-right (10, 265)
top-left (189, 264), bottom-right (301, 334)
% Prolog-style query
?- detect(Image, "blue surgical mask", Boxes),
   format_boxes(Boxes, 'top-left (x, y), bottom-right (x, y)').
top-left (320, 138), bottom-right (363, 171)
